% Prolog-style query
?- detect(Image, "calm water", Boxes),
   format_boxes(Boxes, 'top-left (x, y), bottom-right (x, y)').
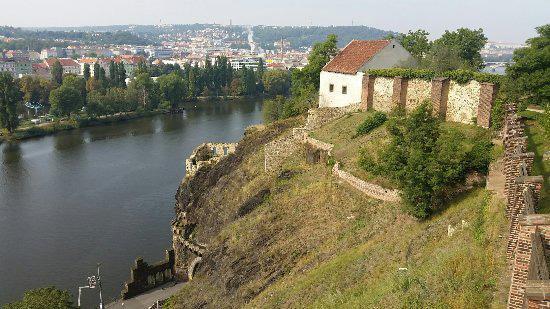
top-left (0, 99), bottom-right (263, 306)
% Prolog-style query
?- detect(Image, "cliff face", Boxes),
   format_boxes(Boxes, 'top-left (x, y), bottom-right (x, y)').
top-left (168, 112), bottom-right (509, 308)
top-left (171, 118), bottom-right (302, 283)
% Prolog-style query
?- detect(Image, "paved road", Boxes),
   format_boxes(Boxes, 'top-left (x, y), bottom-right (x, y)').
top-left (106, 282), bottom-right (185, 309)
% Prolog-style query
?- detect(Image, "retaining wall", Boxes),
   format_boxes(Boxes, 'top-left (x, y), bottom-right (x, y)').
top-left (332, 162), bottom-right (401, 202)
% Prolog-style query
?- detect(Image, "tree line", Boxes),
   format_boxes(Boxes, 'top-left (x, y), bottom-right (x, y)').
top-left (0, 56), bottom-right (293, 134)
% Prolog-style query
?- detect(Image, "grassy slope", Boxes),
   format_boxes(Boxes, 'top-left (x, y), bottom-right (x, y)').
top-left (168, 115), bottom-right (509, 308)
top-left (525, 118), bottom-right (550, 212)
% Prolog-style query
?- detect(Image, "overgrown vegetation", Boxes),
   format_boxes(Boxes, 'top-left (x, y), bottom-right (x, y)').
top-left (504, 24), bottom-right (550, 109)
top-left (263, 34), bottom-right (339, 123)
top-left (354, 111), bottom-right (387, 137)
top-left (366, 68), bottom-right (502, 85)
top-left (3, 287), bottom-right (74, 309)
top-left (359, 103), bottom-right (492, 219)
top-left (166, 117), bottom-right (508, 308)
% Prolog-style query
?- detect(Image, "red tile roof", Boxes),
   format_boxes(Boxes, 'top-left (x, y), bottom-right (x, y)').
top-left (45, 58), bottom-right (79, 68)
top-left (322, 40), bottom-right (390, 74)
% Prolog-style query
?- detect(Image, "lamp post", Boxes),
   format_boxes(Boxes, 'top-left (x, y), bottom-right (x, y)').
top-left (77, 263), bottom-right (104, 309)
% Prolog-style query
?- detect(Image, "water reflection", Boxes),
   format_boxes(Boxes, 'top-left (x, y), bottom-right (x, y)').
top-left (0, 98), bottom-right (263, 306)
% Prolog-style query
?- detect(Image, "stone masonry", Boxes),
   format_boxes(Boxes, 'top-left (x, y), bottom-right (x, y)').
top-left (265, 103), bottom-right (401, 202)
top-left (504, 103), bottom-right (549, 308)
top-left (185, 142), bottom-right (237, 178)
top-left (360, 75), bottom-right (497, 128)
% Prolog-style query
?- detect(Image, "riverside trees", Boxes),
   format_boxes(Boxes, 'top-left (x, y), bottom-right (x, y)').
top-left (0, 72), bottom-right (21, 133)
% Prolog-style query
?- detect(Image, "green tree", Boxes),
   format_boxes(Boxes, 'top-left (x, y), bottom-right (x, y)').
top-left (263, 95), bottom-right (285, 123)
top-left (262, 69), bottom-right (291, 96)
top-left (19, 75), bottom-right (42, 103)
top-left (395, 29), bottom-right (431, 59)
top-left (0, 72), bottom-right (21, 133)
top-left (430, 28), bottom-right (487, 70)
top-left (86, 90), bottom-right (105, 117)
top-left (109, 61), bottom-right (117, 86)
top-left (61, 75), bottom-right (87, 105)
top-left (117, 62), bottom-right (127, 88)
top-left (98, 67), bottom-right (108, 89)
top-left (49, 84), bottom-right (83, 116)
top-left (93, 62), bottom-right (100, 80)
top-left (157, 72), bottom-right (186, 110)
top-left (127, 72), bottom-right (160, 110)
top-left (422, 46), bottom-right (470, 73)
top-left (83, 63), bottom-right (91, 81)
top-left (103, 87), bottom-right (129, 114)
top-left (505, 24), bottom-right (550, 108)
top-left (51, 60), bottom-right (63, 85)
top-left (291, 34), bottom-right (338, 97)
top-left (3, 287), bottom-right (75, 309)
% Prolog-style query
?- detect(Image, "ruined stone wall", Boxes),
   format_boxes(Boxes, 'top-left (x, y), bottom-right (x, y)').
top-left (265, 104), bottom-right (359, 174)
top-left (504, 102), bottom-right (549, 308)
top-left (332, 162), bottom-right (401, 202)
top-left (121, 249), bottom-right (175, 299)
top-left (185, 142), bottom-right (238, 178)
top-left (360, 75), bottom-right (497, 128)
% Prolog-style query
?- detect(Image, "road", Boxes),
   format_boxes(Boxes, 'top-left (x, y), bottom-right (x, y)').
top-left (106, 282), bottom-right (185, 309)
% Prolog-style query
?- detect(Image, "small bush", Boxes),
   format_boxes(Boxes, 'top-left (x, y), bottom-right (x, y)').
top-left (358, 103), bottom-right (493, 219)
top-left (354, 112), bottom-right (387, 137)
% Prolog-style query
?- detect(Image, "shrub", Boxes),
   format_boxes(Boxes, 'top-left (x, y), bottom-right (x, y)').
top-left (358, 103), bottom-right (493, 219)
top-left (354, 111), bottom-right (387, 137)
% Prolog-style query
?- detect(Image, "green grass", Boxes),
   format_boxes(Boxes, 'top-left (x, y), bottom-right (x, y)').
top-left (309, 111), bottom-right (396, 189)
top-left (166, 114), bottom-right (509, 308)
top-left (525, 118), bottom-right (550, 212)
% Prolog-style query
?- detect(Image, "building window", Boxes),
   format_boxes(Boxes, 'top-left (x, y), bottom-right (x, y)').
top-left (342, 86), bottom-right (347, 94)
top-left (329, 84), bottom-right (334, 92)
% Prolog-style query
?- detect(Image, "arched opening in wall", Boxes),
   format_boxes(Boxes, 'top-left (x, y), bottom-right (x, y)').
top-left (188, 256), bottom-right (202, 281)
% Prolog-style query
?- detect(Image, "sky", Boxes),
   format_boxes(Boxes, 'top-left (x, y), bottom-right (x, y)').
top-left (2, 0), bottom-right (548, 43)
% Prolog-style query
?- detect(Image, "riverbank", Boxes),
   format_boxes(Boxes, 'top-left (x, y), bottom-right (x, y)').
top-left (0, 109), bottom-right (171, 143)
top-left (0, 96), bottom-right (265, 144)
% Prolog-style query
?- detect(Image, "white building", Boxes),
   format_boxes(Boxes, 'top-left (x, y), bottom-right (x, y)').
top-left (229, 57), bottom-right (262, 71)
top-left (45, 58), bottom-right (81, 75)
top-left (318, 39), bottom-right (415, 108)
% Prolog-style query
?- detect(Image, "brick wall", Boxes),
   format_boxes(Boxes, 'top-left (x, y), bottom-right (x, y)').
top-left (504, 102), bottom-right (549, 308)
top-left (360, 75), bottom-right (497, 127)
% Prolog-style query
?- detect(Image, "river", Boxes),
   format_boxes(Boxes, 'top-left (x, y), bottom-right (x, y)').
top-left (0, 99), bottom-right (264, 307)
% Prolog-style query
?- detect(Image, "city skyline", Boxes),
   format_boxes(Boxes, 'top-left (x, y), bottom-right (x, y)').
top-left (2, 0), bottom-right (548, 43)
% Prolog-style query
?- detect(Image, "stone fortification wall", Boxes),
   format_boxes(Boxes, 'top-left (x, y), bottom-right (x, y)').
top-left (265, 104), bottom-right (359, 174)
top-left (405, 79), bottom-right (432, 111)
top-left (121, 249), bottom-right (175, 299)
top-left (332, 162), bottom-right (401, 202)
top-left (503, 103), bottom-right (549, 308)
top-left (371, 77), bottom-right (395, 113)
top-left (185, 142), bottom-right (237, 178)
top-left (264, 104), bottom-right (399, 202)
top-left (361, 75), bottom-right (498, 128)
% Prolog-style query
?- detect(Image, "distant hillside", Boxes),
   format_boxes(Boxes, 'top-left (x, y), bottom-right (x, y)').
top-left (253, 25), bottom-right (396, 49)
top-left (0, 26), bottom-right (153, 50)
top-left (24, 24), bottom-right (395, 49)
